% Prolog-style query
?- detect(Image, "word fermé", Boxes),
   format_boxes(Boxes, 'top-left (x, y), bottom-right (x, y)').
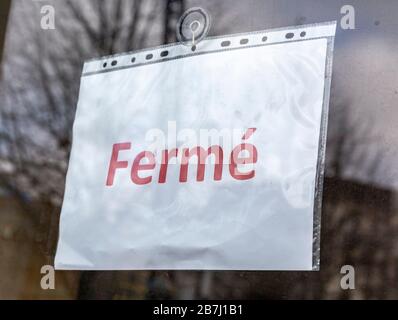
top-left (106, 128), bottom-right (257, 186)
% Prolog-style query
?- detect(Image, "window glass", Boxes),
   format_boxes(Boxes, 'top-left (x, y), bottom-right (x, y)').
top-left (0, 0), bottom-right (397, 299)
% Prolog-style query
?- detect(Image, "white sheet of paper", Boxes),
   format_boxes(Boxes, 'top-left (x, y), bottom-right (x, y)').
top-left (55, 22), bottom-right (336, 270)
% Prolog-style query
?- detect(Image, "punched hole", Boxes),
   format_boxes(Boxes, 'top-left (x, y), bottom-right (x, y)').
top-left (160, 50), bottom-right (169, 57)
top-left (285, 32), bottom-right (294, 39)
top-left (262, 36), bottom-right (268, 42)
top-left (300, 31), bottom-right (306, 37)
top-left (131, 57), bottom-right (136, 63)
top-left (103, 62), bottom-right (107, 68)
top-left (221, 40), bottom-right (231, 47)
top-left (111, 60), bottom-right (117, 66)
top-left (146, 54), bottom-right (153, 60)
top-left (240, 38), bottom-right (249, 45)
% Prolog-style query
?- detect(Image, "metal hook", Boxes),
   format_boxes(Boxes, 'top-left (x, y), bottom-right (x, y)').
top-left (176, 7), bottom-right (211, 47)
top-left (189, 20), bottom-right (201, 47)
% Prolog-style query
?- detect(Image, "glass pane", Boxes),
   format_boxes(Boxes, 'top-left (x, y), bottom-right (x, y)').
top-left (0, 0), bottom-right (397, 299)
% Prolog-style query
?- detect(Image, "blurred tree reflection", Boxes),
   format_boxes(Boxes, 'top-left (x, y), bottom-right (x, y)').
top-left (0, 0), bottom-right (185, 299)
top-left (0, 0), bottom-right (397, 299)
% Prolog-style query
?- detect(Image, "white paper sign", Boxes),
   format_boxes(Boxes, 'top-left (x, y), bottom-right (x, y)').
top-left (55, 22), bottom-right (336, 270)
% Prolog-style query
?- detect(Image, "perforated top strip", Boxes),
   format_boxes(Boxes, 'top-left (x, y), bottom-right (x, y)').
top-left (82, 21), bottom-right (336, 77)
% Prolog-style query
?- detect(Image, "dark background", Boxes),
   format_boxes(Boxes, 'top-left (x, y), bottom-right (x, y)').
top-left (0, 0), bottom-right (397, 299)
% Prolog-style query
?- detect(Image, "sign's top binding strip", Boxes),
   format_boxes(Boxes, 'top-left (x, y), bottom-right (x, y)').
top-left (82, 21), bottom-right (336, 76)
